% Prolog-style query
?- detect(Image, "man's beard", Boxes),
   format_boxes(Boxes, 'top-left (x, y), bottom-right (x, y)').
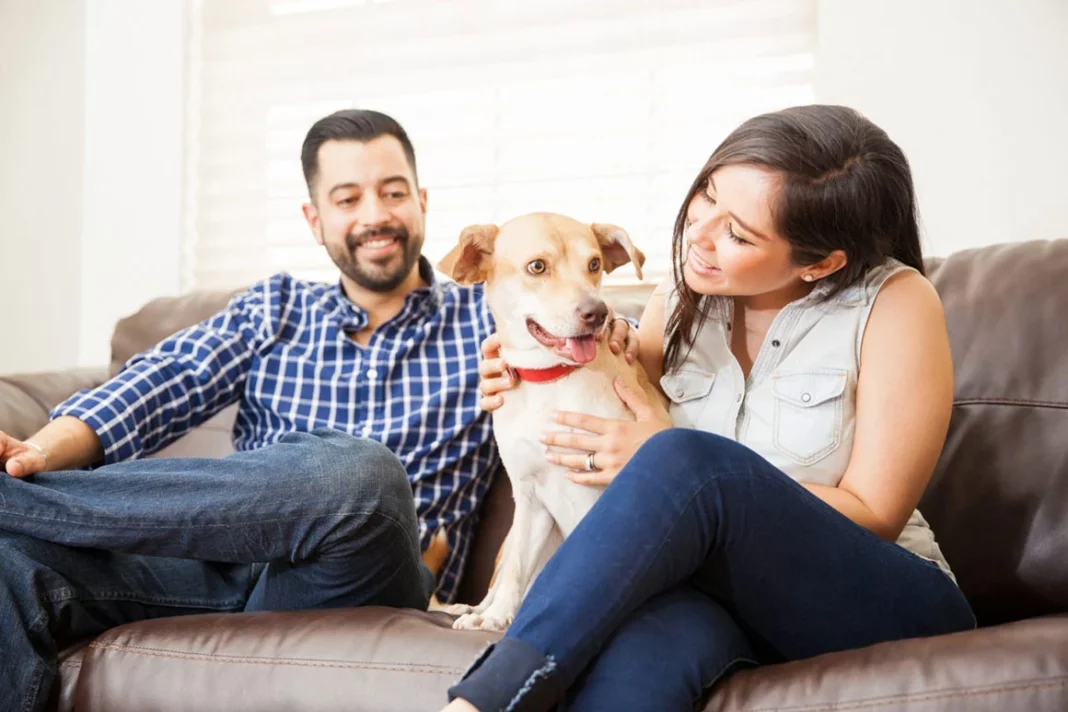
top-left (329, 226), bottom-right (423, 293)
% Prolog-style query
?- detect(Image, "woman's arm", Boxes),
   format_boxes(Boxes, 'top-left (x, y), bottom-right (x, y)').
top-left (803, 271), bottom-right (954, 541)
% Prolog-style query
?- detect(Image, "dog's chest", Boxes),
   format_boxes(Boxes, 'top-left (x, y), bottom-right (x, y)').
top-left (493, 372), bottom-right (631, 534)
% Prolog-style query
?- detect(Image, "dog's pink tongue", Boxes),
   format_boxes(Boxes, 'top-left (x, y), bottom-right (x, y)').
top-left (564, 337), bottom-right (598, 364)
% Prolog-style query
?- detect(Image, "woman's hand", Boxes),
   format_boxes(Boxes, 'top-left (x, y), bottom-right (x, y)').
top-left (476, 333), bottom-right (513, 412)
top-left (541, 379), bottom-right (671, 486)
top-left (477, 313), bottom-right (639, 412)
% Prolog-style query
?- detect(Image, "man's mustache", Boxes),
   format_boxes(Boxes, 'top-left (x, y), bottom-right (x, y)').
top-left (346, 227), bottom-right (408, 251)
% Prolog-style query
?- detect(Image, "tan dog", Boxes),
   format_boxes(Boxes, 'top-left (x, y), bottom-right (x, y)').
top-left (437, 212), bottom-right (665, 631)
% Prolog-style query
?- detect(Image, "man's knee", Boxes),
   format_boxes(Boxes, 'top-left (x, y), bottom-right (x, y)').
top-left (281, 429), bottom-right (414, 517)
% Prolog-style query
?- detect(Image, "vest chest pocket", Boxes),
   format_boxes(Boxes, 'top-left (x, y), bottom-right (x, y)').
top-left (771, 369), bottom-right (848, 465)
top-left (660, 369), bottom-right (715, 427)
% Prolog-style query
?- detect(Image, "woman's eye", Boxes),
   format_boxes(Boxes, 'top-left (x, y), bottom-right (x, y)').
top-left (727, 224), bottom-right (751, 246)
top-left (589, 257), bottom-right (602, 272)
top-left (527, 259), bottom-right (547, 275)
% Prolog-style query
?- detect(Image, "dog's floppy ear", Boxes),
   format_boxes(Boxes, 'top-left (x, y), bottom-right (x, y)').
top-left (590, 223), bottom-right (645, 280)
top-left (437, 224), bottom-right (499, 285)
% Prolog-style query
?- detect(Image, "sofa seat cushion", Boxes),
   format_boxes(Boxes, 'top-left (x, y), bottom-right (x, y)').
top-left (76, 608), bottom-right (498, 712)
top-left (77, 607), bottom-right (1068, 712)
top-left (707, 614), bottom-right (1068, 712)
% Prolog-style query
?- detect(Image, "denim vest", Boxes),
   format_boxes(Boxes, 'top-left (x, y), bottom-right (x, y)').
top-left (661, 260), bottom-right (955, 580)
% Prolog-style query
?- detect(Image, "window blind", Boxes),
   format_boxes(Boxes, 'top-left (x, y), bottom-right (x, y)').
top-left (184, 0), bottom-right (816, 291)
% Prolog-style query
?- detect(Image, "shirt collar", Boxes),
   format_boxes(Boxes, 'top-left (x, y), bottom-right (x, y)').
top-left (325, 256), bottom-right (444, 331)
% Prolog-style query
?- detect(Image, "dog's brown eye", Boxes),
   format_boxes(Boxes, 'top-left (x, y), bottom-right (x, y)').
top-left (589, 257), bottom-right (602, 273)
top-left (527, 260), bottom-right (547, 275)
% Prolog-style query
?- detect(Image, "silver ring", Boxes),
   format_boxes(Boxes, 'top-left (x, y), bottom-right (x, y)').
top-left (586, 451), bottom-right (600, 472)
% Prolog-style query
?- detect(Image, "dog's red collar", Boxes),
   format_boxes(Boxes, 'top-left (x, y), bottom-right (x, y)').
top-left (511, 363), bottom-right (582, 384)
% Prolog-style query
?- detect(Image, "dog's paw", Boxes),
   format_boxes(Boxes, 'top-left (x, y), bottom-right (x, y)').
top-left (452, 610), bottom-right (513, 632)
top-left (439, 602), bottom-right (477, 617)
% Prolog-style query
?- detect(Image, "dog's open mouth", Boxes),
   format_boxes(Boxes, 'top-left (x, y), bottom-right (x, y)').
top-left (526, 319), bottom-right (599, 364)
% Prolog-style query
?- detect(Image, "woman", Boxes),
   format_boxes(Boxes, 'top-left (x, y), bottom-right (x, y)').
top-left (442, 105), bottom-right (975, 712)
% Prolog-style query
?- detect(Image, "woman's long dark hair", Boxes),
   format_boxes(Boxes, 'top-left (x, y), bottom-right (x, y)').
top-left (663, 104), bottom-right (925, 372)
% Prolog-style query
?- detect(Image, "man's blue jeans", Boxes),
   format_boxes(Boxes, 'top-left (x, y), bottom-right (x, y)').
top-left (0, 430), bottom-right (431, 712)
top-left (449, 429), bottom-right (976, 711)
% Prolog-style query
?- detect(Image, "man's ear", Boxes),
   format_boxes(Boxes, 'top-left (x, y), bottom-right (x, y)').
top-left (302, 202), bottom-right (324, 246)
top-left (437, 224), bottom-right (499, 285)
top-left (590, 223), bottom-right (645, 280)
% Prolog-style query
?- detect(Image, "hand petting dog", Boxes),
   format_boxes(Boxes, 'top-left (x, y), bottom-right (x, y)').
top-left (478, 326), bottom-right (671, 486)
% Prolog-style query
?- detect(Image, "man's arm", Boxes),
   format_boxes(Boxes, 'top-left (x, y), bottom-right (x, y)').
top-left (2, 280), bottom-right (274, 477)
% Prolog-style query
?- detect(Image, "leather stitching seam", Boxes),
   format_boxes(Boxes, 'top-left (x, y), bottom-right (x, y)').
top-left (87, 641), bottom-right (465, 675)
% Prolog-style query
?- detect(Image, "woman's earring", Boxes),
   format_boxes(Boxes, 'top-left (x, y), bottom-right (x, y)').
top-left (802, 274), bottom-right (815, 282)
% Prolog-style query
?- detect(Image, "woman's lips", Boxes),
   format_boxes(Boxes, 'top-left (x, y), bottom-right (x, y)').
top-left (687, 249), bottom-right (721, 276)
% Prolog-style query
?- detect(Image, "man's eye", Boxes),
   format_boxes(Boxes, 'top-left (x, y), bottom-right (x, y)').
top-left (589, 257), bottom-right (602, 272)
top-left (527, 260), bottom-right (547, 275)
top-left (384, 191), bottom-right (407, 200)
top-left (337, 197), bottom-right (357, 207)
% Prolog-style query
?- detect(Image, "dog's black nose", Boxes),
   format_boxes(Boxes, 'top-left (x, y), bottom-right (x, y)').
top-left (577, 299), bottom-right (609, 331)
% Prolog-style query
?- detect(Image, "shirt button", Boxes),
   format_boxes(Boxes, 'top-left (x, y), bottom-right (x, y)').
top-left (771, 339), bottom-right (781, 348)
top-left (736, 394), bottom-right (743, 403)
top-left (801, 393), bottom-right (812, 403)
top-left (368, 370), bottom-right (377, 380)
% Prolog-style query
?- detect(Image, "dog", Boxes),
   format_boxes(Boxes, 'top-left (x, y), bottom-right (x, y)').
top-left (437, 212), bottom-right (666, 631)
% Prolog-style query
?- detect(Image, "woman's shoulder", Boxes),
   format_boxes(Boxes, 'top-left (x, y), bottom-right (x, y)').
top-left (871, 268), bottom-right (943, 316)
top-left (861, 268), bottom-right (947, 366)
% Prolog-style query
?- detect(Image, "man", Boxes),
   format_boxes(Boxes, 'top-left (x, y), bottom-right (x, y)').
top-left (0, 109), bottom-right (635, 712)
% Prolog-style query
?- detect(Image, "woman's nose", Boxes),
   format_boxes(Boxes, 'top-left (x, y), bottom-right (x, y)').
top-left (686, 209), bottom-right (718, 246)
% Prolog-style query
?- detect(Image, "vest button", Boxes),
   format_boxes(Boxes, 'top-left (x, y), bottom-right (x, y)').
top-left (771, 339), bottom-right (781, 348)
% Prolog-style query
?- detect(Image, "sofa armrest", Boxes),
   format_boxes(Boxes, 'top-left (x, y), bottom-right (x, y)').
top-left (0, 368), bottom-right (108, 439)
top-left (708, 614), bottom-right (1068, 712)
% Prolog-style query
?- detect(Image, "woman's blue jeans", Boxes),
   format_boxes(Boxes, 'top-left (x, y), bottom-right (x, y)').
top-left (449, 429), bottom-right (976, 711)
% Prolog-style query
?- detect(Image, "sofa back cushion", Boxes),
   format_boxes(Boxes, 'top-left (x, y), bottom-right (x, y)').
top-left (922, 240), bottom-right (1068, 625)
top-left (109, 247), bottom-right (1068, 621)
top-left (110, 288), bottom-right (240, 375)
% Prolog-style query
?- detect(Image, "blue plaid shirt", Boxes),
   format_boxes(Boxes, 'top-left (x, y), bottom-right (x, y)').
top-left (51, 258), bottom-right (499, 602)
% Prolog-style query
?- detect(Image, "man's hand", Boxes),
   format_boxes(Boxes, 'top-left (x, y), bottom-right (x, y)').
top-left (0, 431), bottom-right (48, 478)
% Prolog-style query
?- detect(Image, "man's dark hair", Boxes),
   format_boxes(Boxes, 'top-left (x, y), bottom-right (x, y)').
top-left (300, 109), bottom-right (418, 197)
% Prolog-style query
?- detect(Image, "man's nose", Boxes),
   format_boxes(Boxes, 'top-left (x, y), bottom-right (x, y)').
top-left (576, 298), bottom-right (608, 331)
top-left (357, 193), bottom-right (389, 226)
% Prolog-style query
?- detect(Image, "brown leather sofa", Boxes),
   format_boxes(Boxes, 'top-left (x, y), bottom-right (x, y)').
top-left (2, 240), bottom-right (1066, 711)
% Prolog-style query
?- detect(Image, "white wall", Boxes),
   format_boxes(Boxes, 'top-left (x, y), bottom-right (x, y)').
top-left (0, 0), bottom-right (184, 374)
top-left (79, 0), bottom-right (185, 367)
top-left (2, 0), bottom-right (1066, 373)
top-left (816, 0), bottom-right (1068, 257)
top-left (0, 1), bottom-right (85, 373)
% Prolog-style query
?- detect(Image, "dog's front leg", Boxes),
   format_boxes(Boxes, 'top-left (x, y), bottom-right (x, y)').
top-left (439, 528), bottom-right (513, 618)
top-left (454, 484), bottom-right (554, 632)
top-left (460, 504), bottom-right (555, 632)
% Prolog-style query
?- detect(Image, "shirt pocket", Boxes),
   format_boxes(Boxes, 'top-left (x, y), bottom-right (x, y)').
top-left (771, 369), bottom-right (848, 465)
top-left (660, 369), bottom-right (715, 427)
